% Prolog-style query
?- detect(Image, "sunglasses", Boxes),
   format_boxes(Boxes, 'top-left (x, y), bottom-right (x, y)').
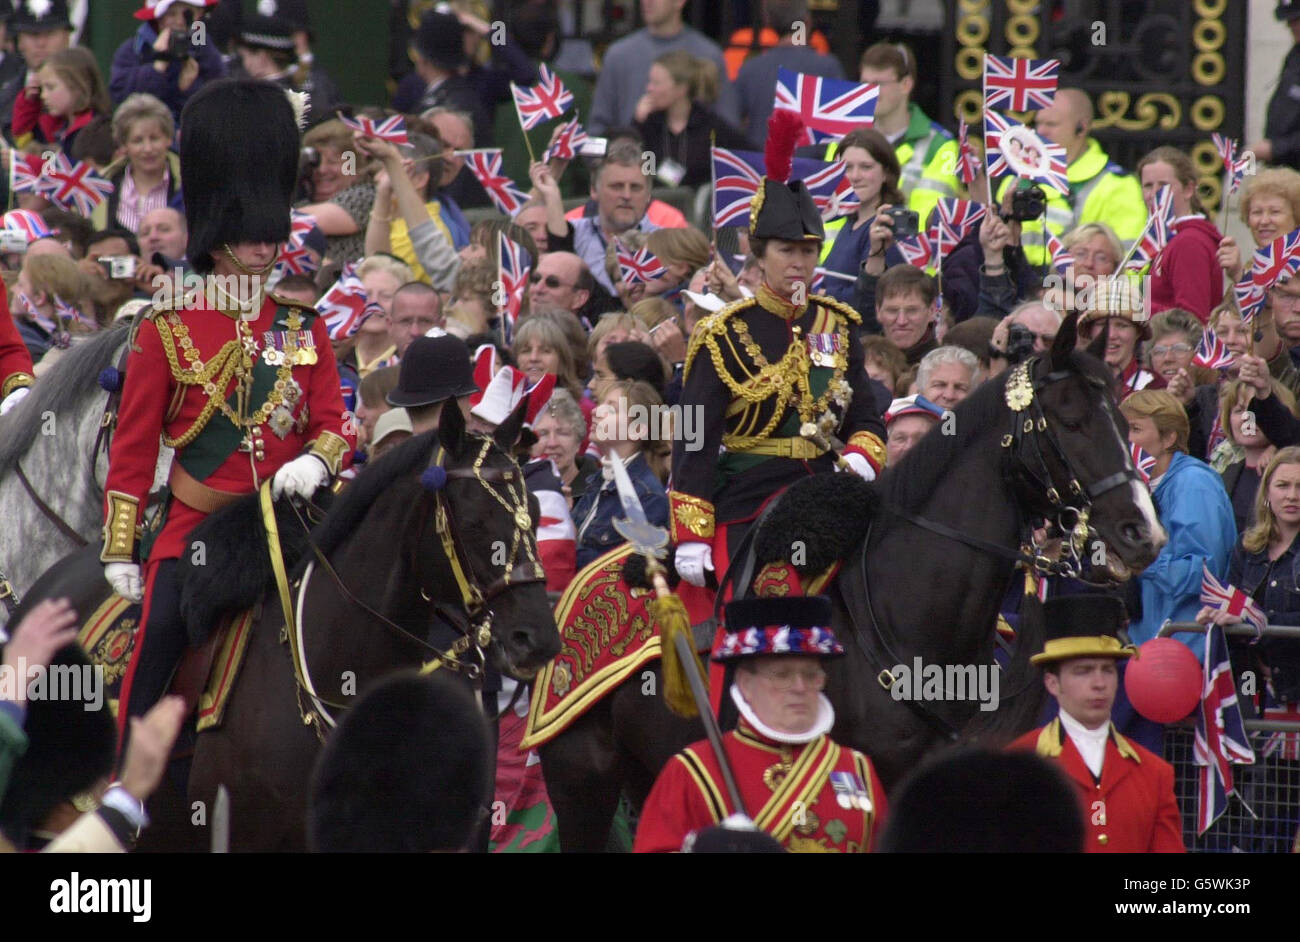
top-left (530, 273), bottom-right (573, 290)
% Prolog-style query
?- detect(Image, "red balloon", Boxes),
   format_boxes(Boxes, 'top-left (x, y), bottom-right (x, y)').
top-left (1125, 639), bottom-right (1202, 723)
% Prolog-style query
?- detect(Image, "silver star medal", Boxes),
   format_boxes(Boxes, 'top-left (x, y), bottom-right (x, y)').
top-left (269, 406), bottom-right (295, 440)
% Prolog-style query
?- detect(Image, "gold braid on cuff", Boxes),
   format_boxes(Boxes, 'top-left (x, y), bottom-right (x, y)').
top-left (1, 372), bottom-right (34, 399)
top-left (308, 431), bottom-right (349, 476)
top-left (101, 491), bottom-right (141, 563)
top-left (846, 431), bottom-right (887, 472)
top-left (669, 491), bottom-right (715, 542)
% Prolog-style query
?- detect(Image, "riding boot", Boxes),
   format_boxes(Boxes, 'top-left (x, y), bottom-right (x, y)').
top-left (116, 559), bottom-right (188, 762)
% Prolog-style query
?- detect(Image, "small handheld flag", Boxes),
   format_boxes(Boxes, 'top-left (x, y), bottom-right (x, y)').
top-left (463, 150), bottom-right (530, 216)
top-left (616, 241), bottom-right (668, 285)
top-left (773, 68), bottom-right (879, 145)
top-left (983, 54), bottom-right (1060, 113)
top-left (316, 263), bottom-right (374, 340)
top-left (338, 113), bottom-right (409, 145)
top-left (511, 64), bottom-right (574, 131)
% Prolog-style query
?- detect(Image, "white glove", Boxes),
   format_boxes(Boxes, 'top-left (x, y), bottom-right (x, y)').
top-left (105, 562), bottom-right (143, 603)
top-left (271, 454), bottom-right (330, 500)
top-left (0, 386), bottom-right (30, 415)
top-left (675, 541), bottom-right (714, 588)
top-left (839, 451), bottom-right (876, 481)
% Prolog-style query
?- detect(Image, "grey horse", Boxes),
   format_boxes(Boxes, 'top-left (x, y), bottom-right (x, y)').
top-left (0, 321), bottom-right (170, 629)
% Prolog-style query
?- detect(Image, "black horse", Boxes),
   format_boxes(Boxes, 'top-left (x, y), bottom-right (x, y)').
top-left (539, 314), bottom-right (1168, 851)
top-left (19, 401), bottom-right (561, 851)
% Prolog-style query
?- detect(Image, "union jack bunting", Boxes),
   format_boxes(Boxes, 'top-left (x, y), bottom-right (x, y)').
top-left (897, 230), bottom-right (935, 270)
top-left (956, 119), bottom-right (980, 186)
top-left (544, 118), bottom-right (589, 162)
top-left (1201, 565), bottom-right (1268, 637)
top-left (36, 154), bottom-right (114, 216)
top-left (9, 152), bottom-right (43, 194)
top-left (463, 150), bottom-right (530, 216)
top-left (511, 64), bottom-right (574, 130)
top-left (1212, 133), bottom-right (1250, 196)
top-left (1045, 231), bottom-right (1073, 274)
top-left (498, 232), bottom-right (531, 343)
top-left (774, 67), bottom-right (878, 145)
top-left (338, 113), bottom-right (409, 145)
top-left (615, 240), bottom-right (667, 285)
top-left (2, 208), bottom-right (53, 242)
top-left (1129, 442), bottom-right (1155, 483)
top-left (317, 263), bottom-right (374, 340)
top-left (983, 54), bottom-right (1060, 113)
top-left (1193, 326), bottom-right (1234, 370)
top-left (711, 147), bottom-right (857, 227)
top-left (934, 198), bottom-right (986, 253)
top-left (983, 110), bottom-right (1068, 194)
top-left (1193, 622), bottom-right (1256, 835)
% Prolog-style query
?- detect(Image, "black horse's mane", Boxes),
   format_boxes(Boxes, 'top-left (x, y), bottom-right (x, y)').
top-left (0, 320), bottom-right (131, 473)
top-left (875, 349), bottom-right (1111, 516)
top-left (309, 429), bottom-right (441, 561)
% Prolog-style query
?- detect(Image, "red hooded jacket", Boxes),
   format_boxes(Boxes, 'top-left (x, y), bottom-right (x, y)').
top-left (1149, 216), bottom-right (1224, 324)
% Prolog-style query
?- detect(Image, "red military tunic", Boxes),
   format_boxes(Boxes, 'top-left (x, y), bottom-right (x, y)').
top-left (101, 291), bottom-right (353, 564)
top-left (1008, 717), bottom-right (1186, 853)
top-left (0, 290), bottom-right (35, 400)
top-left (634, 721), bottom-right (887, 853)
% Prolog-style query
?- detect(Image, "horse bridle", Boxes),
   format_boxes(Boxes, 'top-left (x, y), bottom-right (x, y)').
top-left (284, 436), bottom-right (547, 733)
top-left (854, 355), bottom-right (1145, 739)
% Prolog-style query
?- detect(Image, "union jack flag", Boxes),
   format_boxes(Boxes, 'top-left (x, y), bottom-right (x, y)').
top-left (934, 198), bottom-right (986, 254)
top-left (774, 67), bottom-right (878, 145)
top-left (1201, 565), bottom-right (1267, 636)
top-left (956, 119), bottom-right (980, 186)
top-left (1123, 232), bottom-right (1160, 274)
top-left (36, 154), bottom-right (114, 217)
top-left (615, 240), bottom-right (667, 285)
top-left (1046, 231), bottom-right (1073, 274)
top-left (317, 263), bottom-right (375, 340)
top-left (463, 150), bottom-right (530, 216)
top-left (2, 209), bottom-right (53, 242)
top-left (983, 54), bottom-right (1060, 113)
top-left (511, 64), bottom-right (574, 130)
top-left (1250, 227), bottom-right (1300, 295)
top-left (1261, 699), bottom-right (1300, 761)
top-left (338, 113), bottom-right (409, 145)
top-left (498, 232), bottom-right (531, 344)
top-left (1193, 326), bottom-right (1234, 370)
top-left (809, 269), bottom-right (826, 295)
top-left (984, 110), bottom-right (1068, 195)
top-left (53, 294), bottom-right (95, 330)
top-left (711, 147), bottom-right (856, 228)
top-left (1212, 133), bottom-right (1250, 197)
top-left (9, 152), bottom-right (43, 194)
top-left (1129, 442), bottom-right (1155, 483)
top-left (897, 230), bottom-right (935, 270)
top-left (544, 118), bottom-right (589, 162)
top-left (1193, 622), bottom-right (1256, 835)
top-left (20, 289), bottom-right (66, 345)
top-left (276, 210), bottom-right (321, 276)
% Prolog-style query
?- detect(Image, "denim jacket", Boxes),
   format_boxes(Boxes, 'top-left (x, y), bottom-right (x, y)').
top-left (572, 452), bottom-right (667, 568)
top-left (1227, 533), bottom-right (1300, 627)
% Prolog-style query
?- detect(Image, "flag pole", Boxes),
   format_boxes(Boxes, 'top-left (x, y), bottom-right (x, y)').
top-left (709, 129), bottom-right (718, 250)
top-left (509, 84), bottom-right (538, 164)
top-left (1116, 215), bottom-right (1155, 273)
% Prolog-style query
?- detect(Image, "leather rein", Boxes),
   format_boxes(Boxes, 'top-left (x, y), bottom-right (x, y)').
top-left (273, 437), bottom-right (547, 734)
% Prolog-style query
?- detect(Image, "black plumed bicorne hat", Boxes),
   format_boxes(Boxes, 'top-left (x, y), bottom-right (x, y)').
top-left (179, 78), bottom-right (300, 274)
top-left (748, 110), bottom-right (824, 243)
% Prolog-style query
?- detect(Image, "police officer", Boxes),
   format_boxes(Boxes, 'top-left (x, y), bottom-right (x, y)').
top-left (1252, 1), bottom-right (1300, 171)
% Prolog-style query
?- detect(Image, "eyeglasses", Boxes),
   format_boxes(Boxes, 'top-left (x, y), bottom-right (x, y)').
top-left (1150, 342), bottom-right (1193, 356)
top-left (754, 665), bottom-right (826, 691)
top-left (530, 273), bottom-right (574, 290)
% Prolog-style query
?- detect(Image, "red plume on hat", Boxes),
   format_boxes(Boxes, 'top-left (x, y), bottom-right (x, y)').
top-left (765, 110), bottom-right (803, 184)
top-left (470, 344), bottom-right (499, 407)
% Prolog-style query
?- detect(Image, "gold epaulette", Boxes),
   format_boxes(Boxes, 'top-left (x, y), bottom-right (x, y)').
top-left (812, 293), bottom-right (863, 325)
top-left (683, 295), bottom-right (757, 382)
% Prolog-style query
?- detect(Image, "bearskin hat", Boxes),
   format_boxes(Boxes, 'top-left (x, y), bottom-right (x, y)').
top-left (179, 78), bottom-right (300, 274)
top-left (0, 641), bottom-right (117, 848)
top-left (308, 671), bottom-right (492, 853)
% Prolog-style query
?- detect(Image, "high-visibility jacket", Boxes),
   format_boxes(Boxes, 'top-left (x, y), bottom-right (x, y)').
top-left (996, 137), bottom-right (1147, 268)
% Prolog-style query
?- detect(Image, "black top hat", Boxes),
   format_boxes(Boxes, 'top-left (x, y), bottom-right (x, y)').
top-left (1278, 0), bottom-right (1300, 21)
top-left (238, 12), bottom-right (296, 51)
top-left (10, 0), bottom-right (71, 32)
top-left (714, 594), bottom-right (844, 662)
top-left (749, 110), bottom-right (824, 243)
top-left (413, 9), bottom-right (468, 72)
top-left (1031, 593), bottom-right (1137, 666)
top-left (388, 334), bottom-right (479, 408)
top-left (180, 78), bottom-right (300, 274)
top-left (308, 671), bottom-right (491, 852)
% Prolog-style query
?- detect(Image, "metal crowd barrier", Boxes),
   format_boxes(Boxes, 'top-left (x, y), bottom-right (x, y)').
top-left (1158, 620), bottom-right (1300, 852)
